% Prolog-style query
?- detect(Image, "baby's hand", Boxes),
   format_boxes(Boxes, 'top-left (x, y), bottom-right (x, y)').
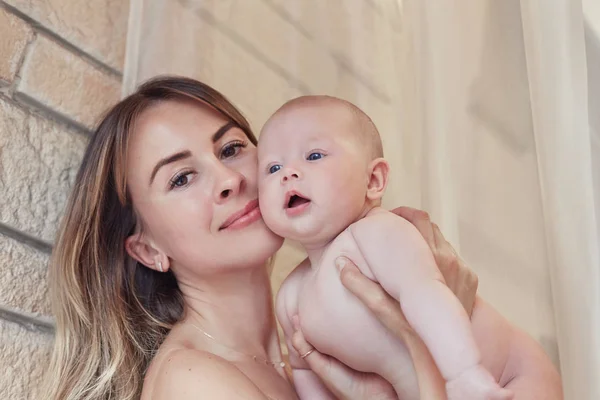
top-left (446, 364), bottom-right (514, 400)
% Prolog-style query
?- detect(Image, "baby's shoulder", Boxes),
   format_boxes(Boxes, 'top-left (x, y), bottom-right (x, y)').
top-left (349, 207), bottom-right (420, 252)
top-left (351, 207), bottom-right (407, 233)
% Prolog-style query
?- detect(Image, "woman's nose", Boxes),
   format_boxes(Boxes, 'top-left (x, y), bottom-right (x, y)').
top-left (281, 167), bottom-right (301, 183)
top-left (213, 165), bottom-right (245, 203)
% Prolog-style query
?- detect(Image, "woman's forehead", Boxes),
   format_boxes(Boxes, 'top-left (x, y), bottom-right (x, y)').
top-left (126, 101), bottom-right (221, 175)
top-left (135, 99), bottom-right (228, 138)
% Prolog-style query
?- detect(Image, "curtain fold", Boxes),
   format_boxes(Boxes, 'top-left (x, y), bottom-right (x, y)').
top-left (520, 1), bottom-right (599, 397)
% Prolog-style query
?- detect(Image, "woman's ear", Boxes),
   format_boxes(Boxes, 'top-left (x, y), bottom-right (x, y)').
top-left (125, 233), bottom-right (170, 273)
top-left (366, 158), bottom-right (390, 201)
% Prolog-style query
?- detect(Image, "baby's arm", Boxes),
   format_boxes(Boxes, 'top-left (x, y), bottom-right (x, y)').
top-left (349, 213), bottom-right (485, 382)
top-left (276, 262), bottom-right (336, 400)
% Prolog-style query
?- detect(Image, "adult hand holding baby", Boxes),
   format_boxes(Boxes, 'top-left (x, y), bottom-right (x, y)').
top-left (291, 206), bottom-right (478, 400)
top-left (392, 207), bottom-right (478, 316)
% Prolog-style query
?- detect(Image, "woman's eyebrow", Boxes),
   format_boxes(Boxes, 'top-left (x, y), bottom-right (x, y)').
top-left (149, 150), bottom-right (192, 186)
top-left (148, 122), bottom-right (236, 186)
top-left (212, 121), bottom-right (236, 143)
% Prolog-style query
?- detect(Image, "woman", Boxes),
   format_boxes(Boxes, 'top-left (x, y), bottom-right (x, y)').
top-left (43, 76), bottom-right (558, 400)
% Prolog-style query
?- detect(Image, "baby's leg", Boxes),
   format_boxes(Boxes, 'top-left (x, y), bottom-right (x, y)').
top-left (471, 298), bottom-right (563, 399)
top-left (446, 365), bottom-right (513, 400)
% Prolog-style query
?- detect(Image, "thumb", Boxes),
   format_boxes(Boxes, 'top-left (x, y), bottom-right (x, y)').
top-left (291, 327), bottom-right (356, 399)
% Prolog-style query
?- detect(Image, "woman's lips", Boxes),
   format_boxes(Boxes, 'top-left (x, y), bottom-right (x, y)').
top-left (220, 199), bottom-right (261, 231)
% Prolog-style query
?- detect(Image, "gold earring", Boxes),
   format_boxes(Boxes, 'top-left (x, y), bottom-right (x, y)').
top-left (157, 261), bottom-right (163, 273)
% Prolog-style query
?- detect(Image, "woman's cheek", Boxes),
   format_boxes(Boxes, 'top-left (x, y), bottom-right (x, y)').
top-left (240, 151), bottom-right (260, 184)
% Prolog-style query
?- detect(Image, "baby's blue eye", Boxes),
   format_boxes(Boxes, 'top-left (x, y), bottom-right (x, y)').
top-left (269, 165), bottom-right (282, 174)
top-left (307, 152), bottom-right (324, 161)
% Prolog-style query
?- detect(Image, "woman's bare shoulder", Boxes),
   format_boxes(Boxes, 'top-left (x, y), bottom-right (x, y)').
top-left (142, 348), bottom-right (268, 400)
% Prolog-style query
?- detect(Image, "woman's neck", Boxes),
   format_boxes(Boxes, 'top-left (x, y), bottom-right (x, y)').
top-left (178, 264), bottom-right (280, 360)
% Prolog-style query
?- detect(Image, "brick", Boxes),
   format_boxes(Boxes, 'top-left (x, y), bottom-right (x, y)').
top-left (0, 320), bottom-right (53, 400)
top-left (17, 35), bottom-right (121, 128)
top-left (193, 0), bottom-right (339, 95)
top-left (0, 234), bottom-right (50, 317)
top-left (0, 98), bottom-right (88, 242)
top-left (4, 0), bottom-right (129, 71)
top-left (0, 9), bottom-right (32, 84)
top-left (135, 0), bottom-right (299, 131)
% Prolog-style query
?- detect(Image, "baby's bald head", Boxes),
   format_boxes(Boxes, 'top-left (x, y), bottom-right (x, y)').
top-left (265, 95), bottom-right (383, 160)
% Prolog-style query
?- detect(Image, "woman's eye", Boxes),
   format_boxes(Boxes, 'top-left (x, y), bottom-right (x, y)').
top-left (169, 172), bottom-right (193, 189)
top-left (220, 140), bottom-right (248, 159)
top-left (269, 165), bottom-right (282, 174)
top-left (307, 152), bottom-right (324, 161)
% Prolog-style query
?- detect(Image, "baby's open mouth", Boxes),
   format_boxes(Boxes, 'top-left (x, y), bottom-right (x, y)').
top-left (285, 192), bottom-right (311, 209)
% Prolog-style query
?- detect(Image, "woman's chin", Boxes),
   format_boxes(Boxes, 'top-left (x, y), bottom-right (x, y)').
top-left (239, 224), bottom-right (284, 265)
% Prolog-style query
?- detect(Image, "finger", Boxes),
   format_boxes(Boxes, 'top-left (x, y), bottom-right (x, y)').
top-left (431, 224), bottom-right (478, 316)
top-left (291, 328), bottom-right (315, 360)
top-left (392, 207), bottom-right (436, 250)
top-left (291, 328), bottom-right (354, 399)
top-left (390, 206), bottom-right (418, 220)
top-left (432, 223), bottom-right (460, 263)
top-left (459, 276), bottom-right (478, 317)
top-left (292, 315), bottom-right (301, 331)
top-left (432, 223), bottom-right (453, 285)
top-left (431, 223), bottom-right (445, 253)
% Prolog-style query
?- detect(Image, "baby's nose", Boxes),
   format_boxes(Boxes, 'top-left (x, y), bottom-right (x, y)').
top-left (282, 168), bottom-right (301, 182)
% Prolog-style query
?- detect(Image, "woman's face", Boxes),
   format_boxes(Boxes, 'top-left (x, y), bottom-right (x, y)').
top-left (125, 99), bottom-right (283, 276)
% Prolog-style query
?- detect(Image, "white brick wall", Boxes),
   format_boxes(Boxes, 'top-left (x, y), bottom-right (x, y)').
top-left (4, 0), bottom-right (129, 71)
top-left (0, 99), bottom-right (88, 241)
top-left (17, 35), bottom-right (121, 129)
top-left (0, 0), bottom-right (128, 397)
top-left (0, 8), bottom-right (32, 84)
top-left (0, 234), bottom-right (51, 317)
top-left (0, 319), bottom-right (53, 400)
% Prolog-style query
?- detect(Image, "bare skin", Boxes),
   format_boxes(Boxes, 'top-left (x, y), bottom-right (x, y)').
top-left (123, 99), bottom-right (560, 399)
top-left (259, 100), bottom-right (559, 399)
top-left (291, 207), bottom-right (562, 400)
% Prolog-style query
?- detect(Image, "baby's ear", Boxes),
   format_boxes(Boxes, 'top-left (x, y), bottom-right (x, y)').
top-left (366, 158), bottom-right (390, 201)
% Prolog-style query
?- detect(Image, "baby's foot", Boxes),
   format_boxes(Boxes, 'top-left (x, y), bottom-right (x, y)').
top-left (446, 364), bottom-right (514, 400)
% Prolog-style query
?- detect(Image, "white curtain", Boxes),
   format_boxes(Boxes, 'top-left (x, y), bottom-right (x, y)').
top-left (401, 1), bottom-right (600, 398)
top-left (124, 0), bottom-right (600, 397)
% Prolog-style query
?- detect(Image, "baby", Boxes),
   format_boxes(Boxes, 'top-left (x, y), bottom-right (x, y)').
top-left (257, 96), bottom-right (515, 400)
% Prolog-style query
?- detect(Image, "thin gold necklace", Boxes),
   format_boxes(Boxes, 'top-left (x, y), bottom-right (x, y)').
top-left (191, 323), bottom-right (286, 369)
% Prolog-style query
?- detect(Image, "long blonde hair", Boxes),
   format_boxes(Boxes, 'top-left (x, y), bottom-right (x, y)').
top-left (44, 76), bottom-right (257, 400)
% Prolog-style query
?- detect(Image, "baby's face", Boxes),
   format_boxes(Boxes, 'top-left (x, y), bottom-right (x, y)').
top-left (258, 104), bottom-right (371, 245)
